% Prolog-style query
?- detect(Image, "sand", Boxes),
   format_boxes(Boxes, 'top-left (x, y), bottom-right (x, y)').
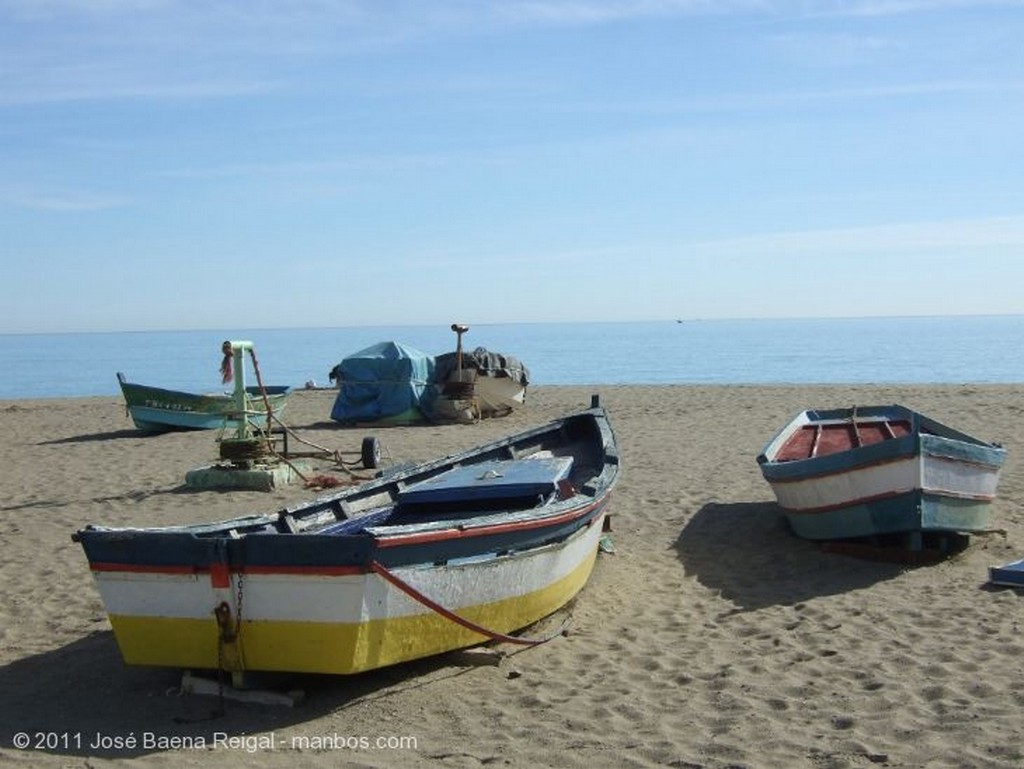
top-left (1, 384), bottom-right (1023, 768)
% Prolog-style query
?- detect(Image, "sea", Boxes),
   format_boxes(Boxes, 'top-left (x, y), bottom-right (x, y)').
top-left (1, 316), bottom-right (1022, 400)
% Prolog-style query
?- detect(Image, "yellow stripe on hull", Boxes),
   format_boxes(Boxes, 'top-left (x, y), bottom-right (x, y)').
top-left (107, 542), bottom-right (600, 675)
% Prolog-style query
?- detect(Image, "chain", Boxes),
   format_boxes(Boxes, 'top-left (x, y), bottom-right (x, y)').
top-left (212, 541), bottom-right (246, 714)
top-left (234, 569), bottom-right (245, 640)
top-left (212, 570), bottom-right (245, 714)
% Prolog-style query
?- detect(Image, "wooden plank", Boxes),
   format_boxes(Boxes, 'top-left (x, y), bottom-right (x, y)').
top-left (809, 424), bottom-right (822, 458)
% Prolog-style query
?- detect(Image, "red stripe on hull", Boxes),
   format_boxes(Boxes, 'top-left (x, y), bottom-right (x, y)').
top-left (87, 496), bottom-right (610, 576)
top-left (782, 488), bottom-right (996, 516)
top-left (373, 498), bottom-right (606, 548)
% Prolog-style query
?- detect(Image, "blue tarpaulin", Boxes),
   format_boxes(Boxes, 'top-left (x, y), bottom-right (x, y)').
top-left (329, 342), bottom-right (435, 423)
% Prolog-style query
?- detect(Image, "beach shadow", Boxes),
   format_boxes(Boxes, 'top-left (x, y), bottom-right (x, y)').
top-left (0, 486), bottom-right (207, 513)
top-left (290, 420), bottom-right (345, 430)
top-left (293, 420), bottom-right (419, 432)
top-left (673, 502), bottom-right (907, 612)
top-left (39, 428), bottom-right (147, 445)
top-left (0, 630), bottom-right (493, 758)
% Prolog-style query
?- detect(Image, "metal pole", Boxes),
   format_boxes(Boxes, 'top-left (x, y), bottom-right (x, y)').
top-left (451, 324), bottom-right (469, 381)
top-left (226, 340), bottom-right (254, 440)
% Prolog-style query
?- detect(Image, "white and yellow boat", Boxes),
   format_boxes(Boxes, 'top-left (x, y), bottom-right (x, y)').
top-left (73, 399), bottom-right (619, 676)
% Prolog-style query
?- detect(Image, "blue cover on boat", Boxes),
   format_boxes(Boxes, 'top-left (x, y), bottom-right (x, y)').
top-left (329, 342), bottom-right (435, 423)
top-left (398, 458), bottom-right (574, 504)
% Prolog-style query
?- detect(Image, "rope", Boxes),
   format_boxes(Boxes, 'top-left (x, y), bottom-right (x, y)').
top-left (269, 413), bottom-right (353, 470)
top-left (219, 438), bottom-right (271, 462)
top-left (239, 346), bottom-right (379, 484)
top-left (247, 348), bottom-right (276, 431)
top-left (257, 431), bottom-right (310, 483)
top-left (267, 412), bottom-right (377, 479)
top-left (215, 347), bottom-right (309, 483)
top-left (368, 560), bottom-right (567, 647)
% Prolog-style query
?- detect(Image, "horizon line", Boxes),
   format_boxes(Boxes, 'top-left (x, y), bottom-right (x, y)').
top-left (1, 312), bottom-right (1022, 337)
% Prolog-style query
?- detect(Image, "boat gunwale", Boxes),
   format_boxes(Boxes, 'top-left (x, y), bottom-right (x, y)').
top-left (80, 501), bottom-right (610, 578)
top-left (74, 406), bottom-right (619, 567)
top-left (757, 404), bottom-right (1004, 478)
top-left (118, 376), bottom-right (293, 402)
top-left (79, 486), bottom-right (610, 543)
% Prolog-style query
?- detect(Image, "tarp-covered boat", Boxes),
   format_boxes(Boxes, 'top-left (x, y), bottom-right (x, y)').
top-left (432, 347), bottom-right (530, 418)
top-left (757, 404), bottom-right (1006, 543)
top-left (328, 341), bottom-right (434, 424)
top-left (73, 399), bottom-right (619, 676)
top-left (117, 373), bottom-right (291, 433)
top-left (328, 337), bottom-right (530, 424)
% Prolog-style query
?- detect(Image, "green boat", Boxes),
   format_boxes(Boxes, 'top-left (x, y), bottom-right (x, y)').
top-left (117, 372), bottom-right (291, 433)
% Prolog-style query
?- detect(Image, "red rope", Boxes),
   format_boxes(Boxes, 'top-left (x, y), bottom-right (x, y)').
top-left (368, 560), bottom-right (566, 647)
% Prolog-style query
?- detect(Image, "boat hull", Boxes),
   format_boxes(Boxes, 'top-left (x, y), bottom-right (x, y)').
top-left (758, 405), bottom-right (1005, 540)
top-left (474, 374), bottom-right (527, 416)
top-left (118, 376), bottom-right (291, 432)
top-left (75, 404), bottom-right (620, 675)
top-left (88, 511), bottom-right (605, 674)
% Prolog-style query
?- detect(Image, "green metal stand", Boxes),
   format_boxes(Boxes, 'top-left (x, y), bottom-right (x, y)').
top-left (185, 340), bottom-right (309, 491)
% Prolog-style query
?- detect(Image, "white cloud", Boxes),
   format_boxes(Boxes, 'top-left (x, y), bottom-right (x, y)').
top-left (0, 185), bottom-right (132, 211)
top-left (2, 0), bottom-right (1019, 108)
top-left (799, 0), bottom-right (1024, 18)
top-left (690, 215), bottom-right (1024, 258)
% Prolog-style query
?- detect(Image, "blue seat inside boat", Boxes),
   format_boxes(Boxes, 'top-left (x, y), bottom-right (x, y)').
top-left (397, 457), bottom-right (574, 505)
top-left (312, 458), bottom-right (576, 534)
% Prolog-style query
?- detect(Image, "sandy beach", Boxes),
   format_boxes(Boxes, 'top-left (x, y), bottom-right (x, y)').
top-left (1, 384), bottom-right (1023, 768)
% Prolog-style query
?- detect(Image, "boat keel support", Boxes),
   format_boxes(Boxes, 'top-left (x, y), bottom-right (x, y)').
top-left (180, 671), bottom-right (305, 708)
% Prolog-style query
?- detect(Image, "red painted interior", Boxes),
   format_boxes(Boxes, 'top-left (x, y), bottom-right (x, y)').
top-left (776, 420), bottom-right (912, 461)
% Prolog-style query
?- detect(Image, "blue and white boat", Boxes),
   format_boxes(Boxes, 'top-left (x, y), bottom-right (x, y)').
top-left (757, 405), bottom-right (1006, 543)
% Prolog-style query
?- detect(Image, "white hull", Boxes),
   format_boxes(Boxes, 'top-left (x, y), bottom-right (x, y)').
top-left (770, 452), bottom-right (1001, 514)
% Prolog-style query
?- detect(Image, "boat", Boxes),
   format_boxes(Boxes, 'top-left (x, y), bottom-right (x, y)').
top-left (73, 398), bottom-right (620, 676)
top-left (326, 325), bottom-right (529, 425)
top-left (432, 346), bottom-right (530, 419)
top-left (989, 558), bottom-right (1024, 587)
top-left (327, 341), bottom-right (433, 425)
top-left (117, 372), bottom-right (292, 433)
top-left (426, 323), bottom-right (530, 423)
top-left (756, 404), bottom-right (1006, 544)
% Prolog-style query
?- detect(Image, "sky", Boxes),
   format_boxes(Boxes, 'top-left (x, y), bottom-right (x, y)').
top-left (2, 0), bottom-right (1024, 334)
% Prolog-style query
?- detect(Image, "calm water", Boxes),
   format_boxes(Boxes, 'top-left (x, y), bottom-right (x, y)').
top-left (1, 316), bottom-right (1022, 400)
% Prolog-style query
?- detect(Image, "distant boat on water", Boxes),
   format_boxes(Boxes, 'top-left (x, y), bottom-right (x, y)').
top-left (757, 404), bottom-right (1006, 545)
top-left (117, 373), bottom-right (291, 433)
